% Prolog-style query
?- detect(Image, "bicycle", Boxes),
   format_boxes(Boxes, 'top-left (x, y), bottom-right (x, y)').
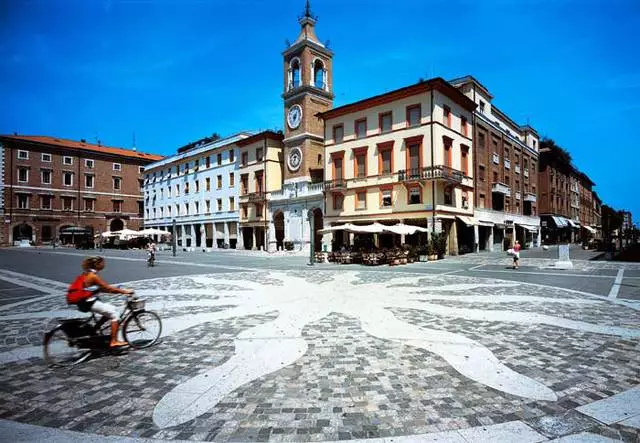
top-left (43, 295), bottom-right (162, 367)
top-left (147, 252), bottom-right (155, 267)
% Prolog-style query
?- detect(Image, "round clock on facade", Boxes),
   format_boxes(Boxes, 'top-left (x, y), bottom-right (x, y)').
top-left (287, 104), bottom-right (303, 129)
top-left (288, 146), bottom-right (303, 172)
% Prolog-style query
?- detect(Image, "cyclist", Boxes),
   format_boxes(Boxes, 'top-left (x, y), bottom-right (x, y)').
top-left (67, 256), bottom-right (133, 348)
top-left (147, 242), bottom-right (156, 265)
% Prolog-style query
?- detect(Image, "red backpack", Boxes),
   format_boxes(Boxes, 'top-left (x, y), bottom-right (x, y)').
top-left (67, 274), bottom-right (92, 304)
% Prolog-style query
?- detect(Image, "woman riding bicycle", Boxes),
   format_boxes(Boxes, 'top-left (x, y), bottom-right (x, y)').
top-left (67, 256), bottom-right (133, 348)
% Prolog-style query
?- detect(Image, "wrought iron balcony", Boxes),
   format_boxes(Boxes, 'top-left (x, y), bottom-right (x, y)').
top-left (324, 179), bottom-right (347, 191)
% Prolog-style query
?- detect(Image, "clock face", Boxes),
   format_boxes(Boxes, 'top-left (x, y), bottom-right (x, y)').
top-left (287, 105), bottom-right (302, 129)
top-left (288, 147), bottom-right (303, 172)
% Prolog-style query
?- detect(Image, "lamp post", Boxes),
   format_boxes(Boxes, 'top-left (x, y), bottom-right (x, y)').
top-left (307, 209), bottom-right (315, 266)
top-left (172, 219), bottom-right (177, 257)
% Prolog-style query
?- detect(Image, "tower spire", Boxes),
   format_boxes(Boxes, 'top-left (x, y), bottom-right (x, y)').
top-left (299, 0), bottom-right (317, 21)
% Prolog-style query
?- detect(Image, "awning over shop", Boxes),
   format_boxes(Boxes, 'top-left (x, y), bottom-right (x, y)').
top-left (477, 220), bottom-right (494, 227)
top-left (456, 215), bottom-right (478, 226)
top-left (583, 225), bottom-right (597, 234)
top-left (566, 219), bottom-right (579, 228)
top-left (517, 223), bottom-right (539, 232)
top-left (494, 223), bottom-right (506, 229)
top-left (437, 214), bottom-right (455, 220)
top-left (551, 216), bottom-right (568, 228)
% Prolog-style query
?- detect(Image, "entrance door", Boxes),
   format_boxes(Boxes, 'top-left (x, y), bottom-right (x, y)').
top-left (274, 212), bottom-right (285, 250)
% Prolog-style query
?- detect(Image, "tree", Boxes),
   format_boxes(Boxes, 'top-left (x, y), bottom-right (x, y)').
top-left (539, 137), bottom-right (573, 172)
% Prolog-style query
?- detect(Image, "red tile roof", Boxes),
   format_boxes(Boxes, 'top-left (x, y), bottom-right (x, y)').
top-left (0, 135), bottom-right (164, 162)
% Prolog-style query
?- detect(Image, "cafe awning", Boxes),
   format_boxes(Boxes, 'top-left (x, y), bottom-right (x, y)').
top-left (551, 216), bottom-right (568, 228)
top-left (477, 220), bottom-right (494, 227)
top-left (566, 219), bottom-right (579, 228)
top-left (456, 215), bottom-right (477, 226)
top-left (517, 223), bottom-right (539, 232)
top-left (583, 225), bottom-right (597, 234)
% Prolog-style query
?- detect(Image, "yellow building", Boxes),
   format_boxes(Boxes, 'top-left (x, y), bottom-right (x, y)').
top-left (319, 78), bottom-right (477, 254)
top-left (238, 131), bottom-right (284, 249)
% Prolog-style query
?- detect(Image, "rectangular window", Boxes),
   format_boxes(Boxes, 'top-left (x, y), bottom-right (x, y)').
top-left (195, 180), bottom-right (200, 192)
top-left (63, 156), bottom-right (73, 165)
top-left (217, 153), bottom-right (222, 166)
top-left (256, 148), bottom-right (263, 162)
top-left (194, 159), bottom-right (199, 171)
top-left (167, 206), bottom-right (171, 216)
top-left (461, 146), bottom-right (469, 175)
top-left (333, 156), bottom-right (343, 180)
top-left (113, 177), bottom-right (121, 190)
top-left (206, 177), bottom-right (211, 191)
top-left (461, 116), bottom-right (468, 136)
top-left (85, 159), bottom-right (94, 169)
top-left (379, 112), bottom-right (392, 133)
top-left (184, 182), bottom-right (189, 194)
top-left (41, 169), bottom-right (51, 184)
top-left (205, 156), bottom-right (211, 168)
top-left (478, 132), bottom-right (485, 149)
top-left (479, 101), bottom-right (485, 113)
top-left (17, 195), bottom-right (29, 209)
top-left (18, 167), bottom-right (28, 182)
top-left (84, 198), bottom-right (94, 212)
top-left (85, 174), bottom-right (94, 188)
top-left (479, 193), bottom-right (485, 209)
top-left (113, 201), bottom-right (122, 213)
top-left (217, 175), bottom-right (222, 189)
top-left (409, 187), bottom-right (421, 205)
top-left (184, 203), bottom-right (189, 215)
top-left (408, 143), bottom-right (420, 172)
top-left (444, 187), bottom-right (453, 206)
top-left (63, 172), bottom-right (73, 186)
top-left (205, 200), bottom-right (210, 213)
top-left (63, 197), bottom-right (73, 211)
top-left (333, 124), bottom-right (344, 143)
top-left (407, 104), bottom-right (421, 127)
top-left (113, 163), bottom-right (121, 171)
top-left (380, 148), bottom-right (392, 174)
top-left (333, 193), bottom-right (343, 210)
top-left (167, 186), bottom-right (171, 197)
top-left (194, 201), bottom-right (199, 214)
top-left (229, 197), bottom-right (235, 211)
top-left (17, 150), bottom-right (29, 160)
top-left (255, 172), bottom-right (263, 193)
top-left (241, 174), bottom-right (248, 194)
top-left (444, 144), bottom-right (452, 168)
top-left (479, 165), bottom-right (485, 181)
top-left (241, 152), bottom-right (248, 166)
top-left (42, 153), bottom-right (52, 162)
top-left (356, 191), bottom-right (367, 209)
top-left (255, 204), bottom-right (263, 218)
top-left (354, 149), bottom-right (367, 178)
top-left (41, 195), bottom-right (52, 210)
top-left (355, 118), bottom-right (367, 139)
top-left (229, 149), bottom-right (235, 162)
top-left (381, 189), bottom-right (392, 207)
top-left (443, 105), bottom-right (451, 127)
top-left (229, 172), bottom-right (235, 187)
top-left (217, 198), bottom-right (222, 212)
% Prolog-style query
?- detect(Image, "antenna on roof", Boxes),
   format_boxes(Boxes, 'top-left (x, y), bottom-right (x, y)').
top-left (132, 132), bottom-right (137, 151)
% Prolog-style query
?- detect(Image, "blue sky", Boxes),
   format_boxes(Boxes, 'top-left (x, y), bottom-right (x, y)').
top-left (2, 0), bottom-right (639, 218)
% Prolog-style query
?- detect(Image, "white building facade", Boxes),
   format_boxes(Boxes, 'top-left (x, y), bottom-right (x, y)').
top-left (143, 133), bottom-right (251, 250)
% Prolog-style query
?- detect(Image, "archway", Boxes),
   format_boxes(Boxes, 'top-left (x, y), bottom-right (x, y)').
top-left (110, 218), bottom-right (124, 232)
top-left (13, 223), bottom-right (33, 243)
top-left (273, 211), bottom-right (285, 250)
top-left (311, 207), bottom-right (323, 252)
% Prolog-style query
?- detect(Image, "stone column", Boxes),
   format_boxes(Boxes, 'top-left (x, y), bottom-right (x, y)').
top-left (252, 228), bottom-right (257, 251)
top-left (267, 220), bottom-right (276, 252)
top-left (489, 227), bottom-right (494, 252)
top-left (474, 224), bottom-right (479, 253)
top-left (223, 222), bottom-right (230, 248)
top-left (201, 223), bottom-right (207, 251)
top-left (449, 220), bottom-right (458, 256)
top-left (192, 224), bottom-right (197, 249)
top-left (537, 228), bottom-right (542, 248)
top-left (212, 223), bottom-right (218, 249)
top-left (180, 224), bottom-right (186, 248)
top-left (236, 222), bottom-right (244, 250)
top-left (349, 232), bottom-right (355, 246)
top-left (512, 224), bottom-right (516, 248)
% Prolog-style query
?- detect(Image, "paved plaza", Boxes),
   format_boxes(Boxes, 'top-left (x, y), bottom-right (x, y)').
top-left (0, 247), bottom-right (639, 442)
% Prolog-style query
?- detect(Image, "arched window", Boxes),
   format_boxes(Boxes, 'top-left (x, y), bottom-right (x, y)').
top-left (289, 58), bottom-right (301, 90)
top-left (313, 59), bottom-right (325, 89)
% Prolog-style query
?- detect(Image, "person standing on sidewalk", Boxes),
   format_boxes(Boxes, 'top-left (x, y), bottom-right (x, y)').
top-left (512, 240), bottom-right (521, 269)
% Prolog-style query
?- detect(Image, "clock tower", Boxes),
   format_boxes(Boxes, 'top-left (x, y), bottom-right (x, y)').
top-left (282, 0), bottom-right (333, 184)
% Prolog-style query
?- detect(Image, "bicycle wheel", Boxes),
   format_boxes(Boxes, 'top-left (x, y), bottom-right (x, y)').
top-left (123, 311), bottom-right (162, 349)
top-left (43, 326), bottom-right (91, 367)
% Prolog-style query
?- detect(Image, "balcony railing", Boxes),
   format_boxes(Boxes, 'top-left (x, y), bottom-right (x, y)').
top-left (324, 179), bottom-right (347, 191)
top-left (492, 182), bottom-right (511, 196)
top-left (504, 159), bottom-right (511, 169)
top-left (399, 165), bottom-right (463, 183)
top-left (515, 191), bottom-right (521, 200)
top-left (515, 164), bottom-right (521, 174)
top-left (524, 192), bottom-right (536, 202)
top-left (492, 153), bottom-right (500, 164)
top-left (246, 192), bottom-right (265, 202)
top-left (524, 168), bottom-right (529, 178)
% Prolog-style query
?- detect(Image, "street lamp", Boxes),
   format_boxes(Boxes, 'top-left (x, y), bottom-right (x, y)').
top-left (172, 219), bottom-right (177, 257)
top-left (307, 209), bottom-right (315, 266)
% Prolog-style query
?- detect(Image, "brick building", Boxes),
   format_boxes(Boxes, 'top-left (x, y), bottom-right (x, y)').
top-left (0, 135), bottom-right (163, 246)
top-left (450, 76), bottom-right (541, 251)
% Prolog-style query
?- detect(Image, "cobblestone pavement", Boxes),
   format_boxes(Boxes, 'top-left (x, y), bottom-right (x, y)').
top-left (0, 268), bottom-right (639, 442)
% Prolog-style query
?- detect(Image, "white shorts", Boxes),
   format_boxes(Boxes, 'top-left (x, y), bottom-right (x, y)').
top-left (90, 300), bottom-right (119, 320)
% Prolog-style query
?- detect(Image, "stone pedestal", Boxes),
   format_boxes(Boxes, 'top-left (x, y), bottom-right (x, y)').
top-left (554, 244), bottom-right (573, 269)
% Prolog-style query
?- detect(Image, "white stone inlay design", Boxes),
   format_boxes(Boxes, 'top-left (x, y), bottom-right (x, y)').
top-left (142, 272), bottom-right (640, 428)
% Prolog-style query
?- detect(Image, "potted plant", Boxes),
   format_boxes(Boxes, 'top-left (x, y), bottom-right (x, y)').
top-left (431, 233), bottom-right (447, 259)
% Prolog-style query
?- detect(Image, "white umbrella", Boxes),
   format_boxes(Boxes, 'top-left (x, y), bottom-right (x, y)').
top-left (385, 223), bottom-right (429, 235)
top-left (113, 228), bottom-right (144, 240)
top-left (100, 231), bottom-right (116, 238)
top-left (348, 223), bottom-right (386, 234)
top-left (139, 228), bottom-right (170, 236)
top-left (318, 223), bottom-right (354, 234)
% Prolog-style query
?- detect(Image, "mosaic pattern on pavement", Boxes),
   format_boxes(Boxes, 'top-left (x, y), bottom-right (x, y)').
top-left (0, 270), bottom-right (639, 442)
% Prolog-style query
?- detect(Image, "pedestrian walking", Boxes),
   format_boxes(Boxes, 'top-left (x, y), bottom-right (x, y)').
top-left (512, 240), bottom-right (521, 269)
